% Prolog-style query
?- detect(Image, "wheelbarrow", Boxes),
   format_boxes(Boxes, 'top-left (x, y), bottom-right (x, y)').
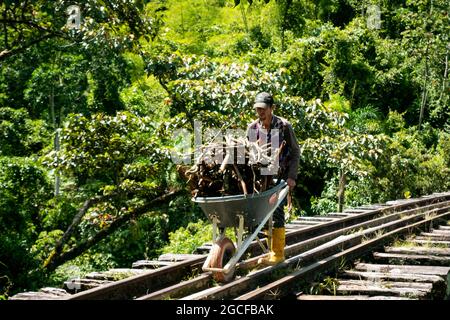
top-left (192, 180), bottom-right (289, 282)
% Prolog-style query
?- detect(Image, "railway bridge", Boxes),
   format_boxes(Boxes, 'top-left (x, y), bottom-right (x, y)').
top-left (11, 192), bottom-right (450, 301)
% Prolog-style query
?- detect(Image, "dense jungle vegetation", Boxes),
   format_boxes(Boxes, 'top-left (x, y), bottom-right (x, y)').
top-left (0, 0), bottom-right (449, 297)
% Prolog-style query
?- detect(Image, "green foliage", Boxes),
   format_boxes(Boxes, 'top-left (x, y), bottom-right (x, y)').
top-left (161, 219), bottom-right (212, 254)
top-left (146, 52), bottom-right (291, 119)
top-left (0, 157), bottom-right (52, 233)
top-left (310, 276), bottom-right (339, 295)
top-left (39, 196), bottom-right (78, 231)
top-left (0, 108), bottom-right (31, 156)
top-left (0, 157), bottom-right (53, 293)
top-left (120, 75), bottom-right (169, 118)
top-left (348, 105), bottom-right (382, 134)
top-left (23, 53), bottom-right (89, 125)
top-left (310, 177), bottom-right (339, 215)
top-left (163, 0), bottom-right (223, 54)
top-left (99, 213), bottom-right (169, 264)
top-left (31, 230), bottom-right (65, 262)
top-left (47, 252), bottom-right (117, 288)
top-left (345, 113), bottom-right (450, 206)
top-left (299, 97), bottom-right (383, 179)
top-left (1, 0), bottom-right (167, 126)
top-left (38, 111), bottom-right (176, 263)
top-left (0, 0), bottom-right (160, 60)
top-left (0, 108), bottom-right (50, 156)
top-left (0, 0), bottom-right (449, 296)
top-left (437, 131), bottom-right (450, 167)
top-left (44, 111), bottom-right (165, 188)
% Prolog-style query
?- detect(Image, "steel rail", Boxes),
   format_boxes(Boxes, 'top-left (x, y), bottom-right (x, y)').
top-left (64, 192), bottom-right (450, 300)
top-left (180, 204), bottom-right (450, 300)
top-left (235, 210), bottom-right (450, 299)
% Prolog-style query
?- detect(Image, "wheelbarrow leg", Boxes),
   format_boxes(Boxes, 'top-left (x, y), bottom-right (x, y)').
top-left (255, 215), bottom-right (272, 254)
top-left (212, 215), bottom-right (219, 242)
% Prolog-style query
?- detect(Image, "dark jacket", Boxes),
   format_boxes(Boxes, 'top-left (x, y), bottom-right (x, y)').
top-left (246, 115), bottom-right (300, 180)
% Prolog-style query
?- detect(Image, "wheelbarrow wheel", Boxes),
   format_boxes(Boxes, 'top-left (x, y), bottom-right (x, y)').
top-left (210, 237), bottom-right (236, 283)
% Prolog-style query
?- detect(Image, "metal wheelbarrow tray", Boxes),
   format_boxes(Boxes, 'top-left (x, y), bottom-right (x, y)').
top-left (193, 180), bottom-right (289, 282)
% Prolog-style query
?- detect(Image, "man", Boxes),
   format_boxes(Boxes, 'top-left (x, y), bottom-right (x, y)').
top-left (246, 92), bottom-right (300, 265)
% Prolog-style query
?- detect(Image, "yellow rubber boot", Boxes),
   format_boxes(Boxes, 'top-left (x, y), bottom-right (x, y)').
top-left (258, 227), bottom-right (285, 266)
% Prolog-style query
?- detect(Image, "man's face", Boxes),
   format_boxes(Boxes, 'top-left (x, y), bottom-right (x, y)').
top-left (255, 106), bottom-right (272, 122)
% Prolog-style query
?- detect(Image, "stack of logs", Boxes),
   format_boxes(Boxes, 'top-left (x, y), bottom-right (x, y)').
top-left (178, 136), bottom-right (285, 197)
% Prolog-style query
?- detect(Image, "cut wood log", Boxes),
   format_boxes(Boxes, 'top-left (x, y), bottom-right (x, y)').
top-left (158, 253), bottom-right (205, 262)
top-left (415, 236), bottom-right (450, 241)
top-left (354, 263), bottom-right (450, 277)
top-left (297, 216), bottom-right (337, 222)
top-left (419, 233), bottom-right (450, 240)
top-left (10, 287), bottom-right (70, 300)
top-left (411, 239), bottom-right (450, 247)
top-left (341, 270), bottom-right (444, 283)
top-left (373, 252), bottom-right (450, 266)
top-left (339, 270), bottom-right (446, 299)
top-left (429, 229), bottom-right (450, 235)
top-left (325, 212), bottom-right (352, 216)
top-left (325, 213), bottom-right (352, 218)
top-left (64, 278), bottom-right (113, 292)
top-left (132, 260), bottom-right (175, 269)
top-left (343, 209), bottom-right (367, 214)
top-left (178, 136), bottom-right (284, 197)
top-left (83, 272), bottom-right (111, 280)
top-left (285, 224), bottom-right (306, 230)
top-left (384, 246), bottom-right (450, 256)
top-left (290, 220), bottom-right (320, 225)
top-left (338, 279), bottom-right (433, 290)
top-left (336, 280), bottom-right (431, 299)
top-left (232, 164), bottom-right (248, 195)
top-left (85, 269), bottom-right (148, 281)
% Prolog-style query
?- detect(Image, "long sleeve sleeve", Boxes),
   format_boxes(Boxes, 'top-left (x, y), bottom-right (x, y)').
top-left (285, 123), bottom-right (300, 180)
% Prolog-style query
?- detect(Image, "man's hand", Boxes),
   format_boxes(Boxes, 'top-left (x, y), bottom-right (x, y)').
top-left (287, 178), bottom-right (296, 190)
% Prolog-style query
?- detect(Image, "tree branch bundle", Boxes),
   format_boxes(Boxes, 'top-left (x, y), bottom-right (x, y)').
top-left (178, 136), bottom-right (285, 197)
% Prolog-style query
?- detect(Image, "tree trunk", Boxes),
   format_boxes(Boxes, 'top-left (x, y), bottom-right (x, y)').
top-left (3, 8), bottom-right (8, 49)
top-left (54, 129), bottom-right (61, 196)
top-left (49, 85), bottom-right (61, 196)
top-left (240, 1), bottom-right (249, 34)
top-left (337, 169), bottom-right (346, 213)
top-left (438, 46), bottom-right (448, 103)
top-left (44, 189), bottom-right (183, 272)
top-left (279, 0), bottom-right (292, 52)
top-left (419, 40), bottom-right (430, 129)
top-left (43, 194), bottom-right (111, 268)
